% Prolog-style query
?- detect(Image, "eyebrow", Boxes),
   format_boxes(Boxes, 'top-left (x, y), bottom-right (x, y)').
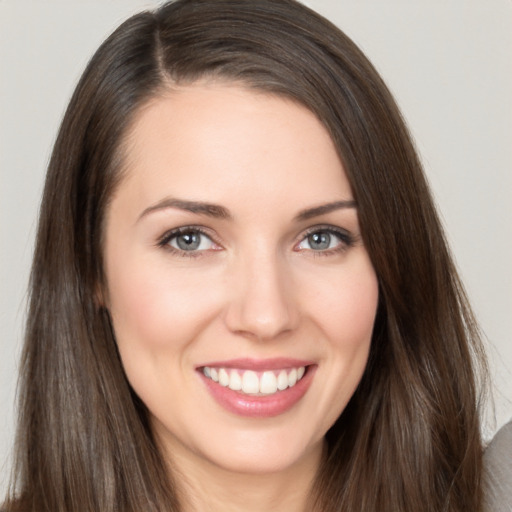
top-left (293, 200), bottom-right (357, 221)
top-left (138, 198), bottom-right (232, 221)
top-left (138, 197), bottom-right (357, 222)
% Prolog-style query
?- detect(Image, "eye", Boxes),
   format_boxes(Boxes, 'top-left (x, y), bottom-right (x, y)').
top-left (159, 228), bottom-right (218, 253)
top-left (296, 227), bottom-right (353, 253)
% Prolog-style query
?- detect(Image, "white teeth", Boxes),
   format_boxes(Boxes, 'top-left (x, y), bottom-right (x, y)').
top-left (277, 370), bottom-right (288, 391)
top-left (228, 370), bottom-right (242, 391)
top-left (260, 371), bottom-right (278, 394)
top-left (218, 368), bottom-right (229, 387)
top-left (202, 366), bottom-right (307, 396)
top-left (242, 370), bottom-right (260, 394)
top-left (288, 368), bottom-right (297, 387)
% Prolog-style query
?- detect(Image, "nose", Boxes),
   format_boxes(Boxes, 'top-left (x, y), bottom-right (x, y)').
top-left (223, 249), bottom-right (299, 341)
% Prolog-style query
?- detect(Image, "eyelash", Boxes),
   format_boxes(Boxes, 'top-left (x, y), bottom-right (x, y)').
top-left (157, 226), bottom-right (219, 258)
top-left (156, 224), bottom-right (356, 258)
top-left (296, 225), bottom-right (355, 257)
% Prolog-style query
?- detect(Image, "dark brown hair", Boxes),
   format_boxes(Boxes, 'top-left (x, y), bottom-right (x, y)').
top-left (4, 1), bottom-right (487, 510)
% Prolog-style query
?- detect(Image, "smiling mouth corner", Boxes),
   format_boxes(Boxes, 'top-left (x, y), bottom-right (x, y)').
top-left (200, 365), bottom-right (309, 396)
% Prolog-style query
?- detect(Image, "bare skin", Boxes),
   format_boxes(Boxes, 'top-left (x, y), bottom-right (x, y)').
top-left (169, 435), bottom-right (325, 511)
top-left (103, 82), bottom-right (378, 511)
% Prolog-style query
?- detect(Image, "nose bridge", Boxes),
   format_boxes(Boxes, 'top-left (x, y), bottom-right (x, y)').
top-left (224, 243), bottom-right (298, 340)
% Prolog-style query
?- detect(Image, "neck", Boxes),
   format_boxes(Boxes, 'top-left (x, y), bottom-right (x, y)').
top-left (167, 441), bottom-right (325, 512)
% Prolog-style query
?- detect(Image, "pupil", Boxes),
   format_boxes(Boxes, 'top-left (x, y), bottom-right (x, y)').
top-left (309, 232), bottom-right (330, 250)
top-left (177, 232), bottom-right (200, 250)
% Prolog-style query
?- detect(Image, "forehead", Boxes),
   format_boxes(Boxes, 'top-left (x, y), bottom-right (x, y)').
top-left (113, 82), bottom-right (352, 217)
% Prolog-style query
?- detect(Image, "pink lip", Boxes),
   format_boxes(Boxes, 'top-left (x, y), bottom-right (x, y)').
top-left (198, 359), bottom-right (316, 418)
top-left (197, 357), bottom-right (314, 371)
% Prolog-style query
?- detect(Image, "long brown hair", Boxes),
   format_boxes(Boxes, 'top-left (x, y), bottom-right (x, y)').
top-left (4, 1), bottom-right (487, 510)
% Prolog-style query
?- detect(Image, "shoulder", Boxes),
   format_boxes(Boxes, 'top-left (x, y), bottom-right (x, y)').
top-left (483, 419), bottom-right (512, 511)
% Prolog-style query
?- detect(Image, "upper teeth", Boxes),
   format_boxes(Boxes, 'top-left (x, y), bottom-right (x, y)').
top-left (203, 366), bottom-right (306, 396)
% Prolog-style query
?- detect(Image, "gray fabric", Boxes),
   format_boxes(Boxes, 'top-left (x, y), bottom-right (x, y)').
top-left (484, 419), bottom-right (512, 511)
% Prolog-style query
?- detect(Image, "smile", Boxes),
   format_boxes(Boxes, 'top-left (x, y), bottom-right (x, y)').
top-left (202, 366), bottom-right (306, 396)
top-left (198, 360), bottom-right (316, 418)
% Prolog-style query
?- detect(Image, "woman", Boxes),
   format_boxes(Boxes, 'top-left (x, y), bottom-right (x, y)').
top-left (3, 0), bottom-right (487, 510)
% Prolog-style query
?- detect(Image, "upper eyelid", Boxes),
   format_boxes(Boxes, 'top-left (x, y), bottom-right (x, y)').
top-left (294, 224), bottom-right (357, 251)
top-left (297, 224), bottom-right (352, 239)
top-left (157, 225), bottom-right (219, 247)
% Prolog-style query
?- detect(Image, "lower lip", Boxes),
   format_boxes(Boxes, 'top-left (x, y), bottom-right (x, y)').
top-left (200, 366), bottom-right (316, 418)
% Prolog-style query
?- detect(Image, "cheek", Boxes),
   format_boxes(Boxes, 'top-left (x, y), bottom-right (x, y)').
top-left (105, 257), bottom-right (226, 414)
top-left (106, 255), bottom-right (223, 355)
top-left (303, 257), bottom-right (378, 420)
top-left (305, 259), bottom-right (379, 347)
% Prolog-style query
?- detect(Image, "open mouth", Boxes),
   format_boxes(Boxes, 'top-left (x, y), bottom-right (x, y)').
top-left (201, 365), bottom-right (308, 396)
top-left (198, 359), bottom-right (316, 417)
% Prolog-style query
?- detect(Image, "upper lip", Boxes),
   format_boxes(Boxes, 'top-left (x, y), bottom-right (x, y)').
top-left (197, 357), bottom-right (314, 371)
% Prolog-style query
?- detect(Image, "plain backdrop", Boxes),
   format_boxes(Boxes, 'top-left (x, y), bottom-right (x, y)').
top-left (1, 0), bottom-right (511, 494)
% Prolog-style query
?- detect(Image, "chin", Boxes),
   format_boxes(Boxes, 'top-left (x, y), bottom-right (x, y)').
top-left (191, 425), bottom-right (325, 476)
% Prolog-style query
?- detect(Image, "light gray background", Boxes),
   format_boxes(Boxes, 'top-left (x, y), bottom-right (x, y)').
top-left (1, 0), bottom-right (511, 494)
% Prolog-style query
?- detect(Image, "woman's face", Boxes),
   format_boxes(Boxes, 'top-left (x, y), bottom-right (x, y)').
top-left (103, 83), bottom-right (378, 476)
